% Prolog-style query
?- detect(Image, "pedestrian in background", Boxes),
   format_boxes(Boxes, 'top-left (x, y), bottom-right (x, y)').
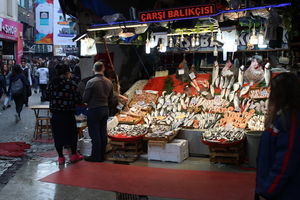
top-left (20, 58), bottom-right (32, 107)
top-left (0, 63), bottom-right (11, 110)
top-left (36, 62), bottom-right (49, 102)
top-left (83, 62), bottom-right (114, 162)
top-left (47, 63), bottom-right (83, 165)
top-left (32, 60), bottom-right (39, 93)
top-left (8, 65), bottom-right (29, 123)
top-left (255, 72), bottom-right (300, 200)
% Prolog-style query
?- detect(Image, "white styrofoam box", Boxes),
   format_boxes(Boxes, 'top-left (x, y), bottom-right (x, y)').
top-left (78, 138), bottom-right (92, 156)
top-left (148, 139), bottom-right (189, 163)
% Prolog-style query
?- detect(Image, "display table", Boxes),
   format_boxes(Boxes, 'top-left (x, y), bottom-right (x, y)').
top-left (177, 129), bottom-right (209, 156)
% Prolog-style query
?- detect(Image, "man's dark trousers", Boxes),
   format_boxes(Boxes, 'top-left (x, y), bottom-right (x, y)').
top-left (87, 106), bottom-right (109, 161)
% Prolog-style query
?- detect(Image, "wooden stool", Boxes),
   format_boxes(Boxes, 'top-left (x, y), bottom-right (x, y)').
top-left (34, 116), bottom-right (52, 139)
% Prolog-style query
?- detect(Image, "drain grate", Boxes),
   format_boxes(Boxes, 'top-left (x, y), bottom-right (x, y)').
top-left (116, 193), bottom-right (148, 200)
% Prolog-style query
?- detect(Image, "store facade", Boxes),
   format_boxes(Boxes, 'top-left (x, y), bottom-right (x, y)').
top-left (0, 17), bottom-right (23, 64)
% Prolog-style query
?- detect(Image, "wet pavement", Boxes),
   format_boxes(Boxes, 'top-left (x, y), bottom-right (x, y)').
top-left (0, 92), bottom-right (251, 200)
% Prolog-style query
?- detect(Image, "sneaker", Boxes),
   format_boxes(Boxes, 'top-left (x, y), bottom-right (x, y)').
top-left (2, 106), bottom-right (6, 110)
top-left (58, 157), bottom-right (65, 165)
top-left (70, 153), bottom-right (83, 163)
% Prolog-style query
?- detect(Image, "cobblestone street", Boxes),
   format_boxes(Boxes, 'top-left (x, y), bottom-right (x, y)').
top-left (0, 92), bottom-right (54, 189)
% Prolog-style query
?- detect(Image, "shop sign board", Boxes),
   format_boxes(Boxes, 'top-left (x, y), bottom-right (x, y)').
top-left (0, 17), bottom-right (22, 41)
top-left (0, 17), bottom-right (23, 64)
top-left (35, 0), bottom-right (54, 44)
top-left (53, 0), bottom-right (76, 46)
top-left (139, 4), bottom-right (215, 22)
top-left (170, 31), bottom-right (288, 50)
top-left (53, 45), bottom-right (78, 56)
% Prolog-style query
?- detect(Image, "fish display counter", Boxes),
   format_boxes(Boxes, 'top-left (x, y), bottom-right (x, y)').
top-left (109, 59), bottom-right (273, 161)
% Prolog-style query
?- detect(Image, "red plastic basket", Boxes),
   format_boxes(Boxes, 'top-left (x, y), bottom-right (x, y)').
top-left (108, 133), bottom-right (145, 142)
top-left (201, 137), bottom-right (246, 147)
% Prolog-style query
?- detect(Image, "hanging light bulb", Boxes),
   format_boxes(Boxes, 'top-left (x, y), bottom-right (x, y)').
top-left (195, 34), bottom-right (200, 46)
top-left (169, 37), bottom-right (173, 48)
top-left (159, 39), bottom-right (167, 53)
top-left (145, 39), bottom-right (150, 54)
top-left (180, 34), bottom-right (184, 42)
top-left (258, 29), bottom-right (267, 48)
top-left (249, 26), bottom-right (258, 45)
top-left (150, 33), bottom-right (156, 48)
top-left (191, 34), bottom-right (196, 47)
top-left (176, 36), bottom-right (180, 45)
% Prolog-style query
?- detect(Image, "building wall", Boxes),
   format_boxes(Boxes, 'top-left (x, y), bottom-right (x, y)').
top-left (0, 0), bottom-right (18, 21)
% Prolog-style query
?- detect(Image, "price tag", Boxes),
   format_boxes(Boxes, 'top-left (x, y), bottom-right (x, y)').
top-left (178, 69), bottom-right (185, 75)
top-left (189, 72), bottom-right (196, 80)
top-left (145, 90), bottom-right (158, 94)
top-left (117, 103), bottom-right (124, 110)
top-left (136, 90), bottom-right (143, 94)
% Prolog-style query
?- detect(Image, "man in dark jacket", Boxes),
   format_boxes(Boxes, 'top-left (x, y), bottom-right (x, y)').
top-left (20, 58), bottom-right (32, 106)
top-left (83, 62), bottom-right (114, 162)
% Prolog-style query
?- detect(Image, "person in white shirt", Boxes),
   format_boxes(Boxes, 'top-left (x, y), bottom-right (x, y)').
top-left (36, 63), bottom-right (49, 102)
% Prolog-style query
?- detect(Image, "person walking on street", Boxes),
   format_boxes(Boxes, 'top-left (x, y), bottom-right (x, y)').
top-left (20, 58), bottom-right (32, 107)
top-left (47, 63), bottom-right (83, 165)
top-left (36, 63), bottom-right (49, 102)
top-left (255, 72), bottom-right (300, 200)
top-left (8, 65), bottom-right (29, 123)
top-left (0, 66), bottom-right (8, 109)
top-left (1, 63), bottom-right (12, 109)
top-left (83, 62), bottom-right (114, 162)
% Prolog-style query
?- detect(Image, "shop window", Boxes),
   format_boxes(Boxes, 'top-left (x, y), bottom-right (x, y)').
top-left (18, 0), bottom-right (25, 8)
top-left (28, 0), bottom-right (33, 10)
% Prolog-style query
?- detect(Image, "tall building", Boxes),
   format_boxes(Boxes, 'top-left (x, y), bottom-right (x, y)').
top-left (18, 0), bottom-right (35, 57)
top-left (0, 0), bottom-right (24, 64)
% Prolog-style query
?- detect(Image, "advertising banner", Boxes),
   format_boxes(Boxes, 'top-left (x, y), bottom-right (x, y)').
top-left (53, 0), bottom-right (76, 46)
top-left (0, 17), bottom-right (23, 64)
top-left (35, 0), bottom-right (53, 44)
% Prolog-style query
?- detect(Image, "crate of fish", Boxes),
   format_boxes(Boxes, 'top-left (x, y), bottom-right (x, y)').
top-left (108, 124), bottom-right (148, 142)
top-left (201, 127), bottom-right (246, 147)
top-left (144, 125), bottom-right (179, 142)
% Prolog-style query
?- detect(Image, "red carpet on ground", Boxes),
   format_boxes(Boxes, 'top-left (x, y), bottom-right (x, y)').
top-left (38, 149), bottom-right (69, 158)
top-left (40, 162), bottom-right (256, 200)
top-left (0, 142), bottom-right (31, 157)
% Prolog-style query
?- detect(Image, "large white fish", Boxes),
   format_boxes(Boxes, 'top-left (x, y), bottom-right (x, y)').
top-left (233, 94), bottom-right (240, 111)
top-left (229, 91), bottom-right (235, 102)
top-left (233, 82), bottom-right (240, 92)
top-left (211, 61), bottom-right (219, 85)
top-left (225, 88), bottom-right (231, 100)
top-left (240, 85), bottom-right (250, 97)
top-left (219, 76), bottom-right (224, 89)
top-left (210, 84), bottom-right (215, 97)
top-left (238, 65), bottom-right (245, 87)
top-left (223, 76), bottom-right (229, 89)
top-left (215, 76), bottom-right (220, 88)
top-left (227, 76), bottom-right (235, 89)
top-left (220, 88), bottom-right (226, 98)
top-left (264, 62), bottom-right (271, 86)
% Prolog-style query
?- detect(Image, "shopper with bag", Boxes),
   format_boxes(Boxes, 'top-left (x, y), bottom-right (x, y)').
top-left (47, 63), bottom-right (83, 165)
top-left (83, 62), bottom-right (114, 162)
top-left (8, 65), bottom-right (29, 122)
top-left (255, 72), bottom-right (300, 200)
